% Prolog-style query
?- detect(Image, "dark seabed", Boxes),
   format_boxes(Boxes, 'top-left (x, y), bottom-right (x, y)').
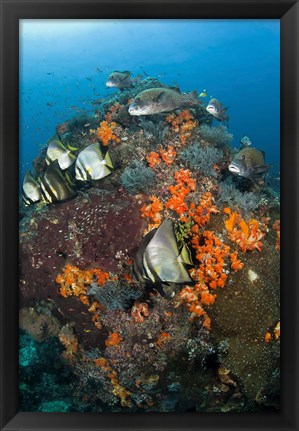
top-left (19, 19), bottom-right (280, 412)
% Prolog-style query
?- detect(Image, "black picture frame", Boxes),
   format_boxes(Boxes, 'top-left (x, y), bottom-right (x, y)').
top-left (0, 1), bottom-right (298, 430)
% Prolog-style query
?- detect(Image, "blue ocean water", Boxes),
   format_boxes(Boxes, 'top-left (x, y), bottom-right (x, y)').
top-left (19, 19), bottom-right (280, 185)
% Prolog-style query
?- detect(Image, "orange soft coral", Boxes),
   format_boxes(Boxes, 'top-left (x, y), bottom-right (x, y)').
top-left (179, 286), bottom-right (212, 329)
top-left (224, 212), bottom-right (237, 232)
top-left (105, 332), bottom-right (123, 347)
top-left (159, 145), bottom-right (176, 165)
top-left (140, 196), bottom-right (164, 232)
top-left (272, 219), bottom-right (280, 251)
top-left (146, 151), bottom-right (161, 168)
top-left (192, 230), bottom-right (230, 289)
top-left (166, 109), bottom-right (198, 145)
top-left (188, 192), bottom-right (219, 228)
top-left (97, 120), bottom-right (120, 146)
top-left (56, 265), bottom-right (109, 301)
top-left (264, 332), bottom-right (272, 343)
top-left (56, 265), bottom-right (109, 329)
top-left (166, 169), bottom-right (196, 219)
top-left (179, 226), bottom-right (243, 327)
top-left (230, 251), bottom-right (245, 272)
top-left (55, 265), bottom-right (92, 300)
top-left (147, 146), bottom-right (177, 168)
top-left (224, 210), bottom-right (265, 252)
top-left (58, 325), bottom-right (78, 360)
top-left (131, 301), bottom-right (149, 323)
top-left (94, 357), bottom-right (131, 406)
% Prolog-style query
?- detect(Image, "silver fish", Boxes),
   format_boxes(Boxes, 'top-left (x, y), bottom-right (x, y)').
top-left (40, 161), bottom-right (77, 203)
top-left (75, 143), bottom-right (113, 181)
top-left (128, 88), bottom-right (200, 116)
top-left (46, 137), bottom-right (76, 170)
top-left (206, 98), bottom-right (229, 122)
top-left (106, 71), bottom-right (141, 90)
top-left (228, 147), bottom-right (270, 182)
top-left (22, 170), bottom-right (42, 206)
top-left (133, 220), bottom-right (193, 296)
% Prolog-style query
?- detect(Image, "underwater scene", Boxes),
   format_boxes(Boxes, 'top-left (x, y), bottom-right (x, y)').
top-left (19, 19), bottom-right (280, 412)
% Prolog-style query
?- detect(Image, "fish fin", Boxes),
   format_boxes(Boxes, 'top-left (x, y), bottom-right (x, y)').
top-left (169, 86), bottom-right (181, 93)
top-left (98, 164), bottom-right (111, 179)
top-left (133, 229), bottom-right (158, 282)
top-left (65, 171), bottom-right (76, 186)
top-left (104, 151), bottom-right (114, 169)
top-left (254, 164), bottom-right (270, 174)
top-left (248, 176), bottom-right (262, 187)
top-left (153, 91), bottom-right (166, 103)
top-left (49, 138), bottom-right (66, 149)
top-left (67, 143), bottom-right (79, 151)
top-left (153, 282), bottom-right (167, 297)
top-left (178, 244), bottom-right (193, 266)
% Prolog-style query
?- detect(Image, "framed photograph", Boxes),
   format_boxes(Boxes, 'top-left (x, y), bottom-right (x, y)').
top-left (1, 1), bottom-right (298, 430)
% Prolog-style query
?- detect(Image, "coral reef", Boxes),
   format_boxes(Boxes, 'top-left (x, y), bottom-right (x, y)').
top-left (19, 74), bottom-right (280, 413)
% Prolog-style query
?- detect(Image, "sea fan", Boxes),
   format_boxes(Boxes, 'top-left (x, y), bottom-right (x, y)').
top-left (199, 124), bottom-right (233, 147)
top-left (181, 142), bottom-right (223, 177)
top-left (120, 160), bottom-right (156, 194)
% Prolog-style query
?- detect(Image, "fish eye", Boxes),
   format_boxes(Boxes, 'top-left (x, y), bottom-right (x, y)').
top-left (241, 155), bottom-right (245, 160)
